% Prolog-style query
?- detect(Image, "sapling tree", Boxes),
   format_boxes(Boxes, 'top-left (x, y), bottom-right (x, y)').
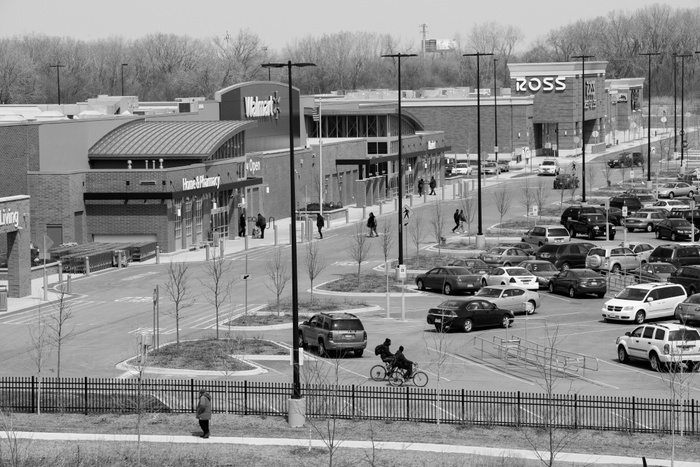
top-left (430, 201), bottom-right (446, 254)
top-left (163, 261), bottom-right (194, 348)
top-left (200, 248), bottom-right (234, 340)
top-left (45, 284), bottom-right (75, 379)
top-left (26, 307), bottom-right (52, 415)
top-left (265, 247), bottom-right (291, 316)
top-left (519, 181), bottom-right (536, 225)
top-left (304, 240), bottom-right (328, 305)
top-left (347, 221), bottom-right (372, 286)
top-left (494, 185), bottom-right (512, 241)
top-left (586, 163), bottom-right (597, 195)
top-left (460, 195), bottom-right (476, 241)
top-left (378, 220), bottom-right (395, 318)
top-left (408, 210), bottom-right (427, 256)
top-left (534, 177), bottom-right (550, 221)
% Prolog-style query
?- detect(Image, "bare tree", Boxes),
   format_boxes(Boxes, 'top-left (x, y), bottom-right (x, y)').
top-left (408, 211), bottom-right (427, 256)
top-left (586, 163), bottom-right (598, 195)
top-left (603, 157), bottom-right (614, 188)
top-left (378, 221), bottom-right (395, 318)
top-left (265, 247), bottom-right (291, 316)
top-left (519, 180), bottom-right (536, 226)
top-left (534, 178), bottom-right (550, 221)
top-left (200, 249), bottom-right (234, 340)
top-left (347, 222), bottom-right (372, 286)
top-left (460, 196), bottom-right (477, 241)
top-left (569, 171), bottom-right (579, 202)
top-left (44, 286), bottom-right (75, 379)
top-left (430, 201), bottom-right (447, 254)
top-left (26, 308), bottom-right (52, 415)
top-left (494, 185), bottom-right (513, 240)
top-left (304, 241), bottom-right (328, 305)
top-left (163, 261), bottom-right (194, 348)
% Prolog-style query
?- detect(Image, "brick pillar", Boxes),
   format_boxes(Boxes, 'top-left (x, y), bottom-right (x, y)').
top-left (7, 228), bottom-right (30, 298)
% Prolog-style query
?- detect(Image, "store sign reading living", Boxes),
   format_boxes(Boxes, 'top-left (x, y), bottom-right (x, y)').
top-left (0, 208), bottom-right (20, 228)
top-left (515, 77), bottom-right (566, 92)
top-left (244, 92), bottom-right (281, 119)
top-left (182, 175), bottom-right (220, 191)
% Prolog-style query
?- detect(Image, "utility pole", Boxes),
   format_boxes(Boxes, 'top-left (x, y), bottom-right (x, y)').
top-left (572, 54), bottom-right (594, 203)
top-left (49, 63), bottom-right (66, 105)
top-left (419, 23), bottom-right (428, 55)
top-left (640, 52), bottom-right (660, 186)
top-left (677, 53), bottom-right (693, 167)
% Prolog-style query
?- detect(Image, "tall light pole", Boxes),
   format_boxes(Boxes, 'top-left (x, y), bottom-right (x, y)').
top-left (677, 53), bottom-right (692, 166)
top-left (463, 52), bottom-right (493, 248)
top-left (640, 52), bottom-right (660, 185)
top-left (121, 63), bottom-right (128, 96)
top-left (493, 58), bottom-right (498, 178)
top-left (49, 63), bottom-right (65, 105)
top-left (674, 53), bottom-right (678, 154)
top-left (572, 54), bottom-right (594, 203)
top-left (381, 53), bottom-right (416, 267)
top-left (262, 61), bottom-right (316, 411)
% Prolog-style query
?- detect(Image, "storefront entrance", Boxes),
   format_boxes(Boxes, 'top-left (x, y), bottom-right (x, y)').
top-left (0, 195), bottom-right (31, 298)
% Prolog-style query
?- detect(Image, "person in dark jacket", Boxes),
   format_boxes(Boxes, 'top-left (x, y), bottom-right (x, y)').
top-left (367, 212), bottom-right (378, 237)
top-left (452, 209), bottom-right (460, 233)
top-left (417, 178), bottom-right (425, 196)
top-left (429, 176), bottom-right (437, 195)
top-left (238, 213), bottom-right (246, 238)
top-left (196, 388), bottom-right (212, 438)
top-left (394, 345), bottom-right (413, 379)
top-left (375, 338), bottom-right (394, 365)
top-left (256, 213), bottom-right (266, 239)
top-left (316, 213), bottom-right (325, 239)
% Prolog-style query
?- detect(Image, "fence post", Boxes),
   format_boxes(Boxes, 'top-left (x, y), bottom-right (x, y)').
top-left (244, 380), bottom-right (248, 416)
top-left (191, 379), bottom-right (195, 412)
top-left (573, 393), bottom-right (578, 429)
top-left (461, 389), bottom-right (465, 423)
top-left (84, 257), bottom-right (91, 276)
top-left (31, 375), bottom-right (36, 414)
top-left (84, 376), bottom-right (89, 415)
top-left (517, 391), bottom-right (521, 427)
top-left (352, 384), bottom-right (356, 419)
top-left (405, 387), bottom-right (410, 422)
top-left (632, 396), bottom-right (636, 433)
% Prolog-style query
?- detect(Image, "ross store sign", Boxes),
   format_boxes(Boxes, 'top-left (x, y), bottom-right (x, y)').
top-left (584, 80), bottom-right (596, 110)
top-left (515, 77), bottom-right (566, 92)
top-left (182, 175), bottom-right (220, 191)
top-left (244, 92), bottom-right (281, 119)
top-left (0, 208), bottom-right (20, 228)
top-left (427, 140), bottom-right (437, 150)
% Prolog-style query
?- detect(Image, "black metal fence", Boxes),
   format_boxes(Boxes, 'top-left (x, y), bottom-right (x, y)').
top-left (1, 377), bottom-right (698, 435)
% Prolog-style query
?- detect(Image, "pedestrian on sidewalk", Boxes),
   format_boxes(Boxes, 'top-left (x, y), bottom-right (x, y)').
top-left (256, 213), bottom-right (267, 239)
top-left (429, 176), bottom-right (437, 195)
top-left (417, 177), bottom-right (424, 196)
top-left (367, 212), bottom-right (378, 237)
top-left (459, 209), bottom-right (467, 233)
top-left (196, 388), bottom-right (211, 438)
top-left (316, 213), bottom-right (325, 239)
top-left (451, 209), bottom-right (460, 233)
top-left (238, 213), bottom-right (246, 238)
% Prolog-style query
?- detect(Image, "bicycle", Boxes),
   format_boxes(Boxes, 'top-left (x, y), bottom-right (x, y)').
top-left (369, 361), bottom-right (394, 382)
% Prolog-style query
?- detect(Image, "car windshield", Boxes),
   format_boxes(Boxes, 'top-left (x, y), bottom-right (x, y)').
top-left (449, 268), bottom-right (471, 275)
top-left (587, 214), bottom-right (605, 222)
top-left (529, 263), bottom-right (557, 272)
top-left (332, 320), bottom-right (364, 331)
top-left (669, 201), bottom-right (687, 206)
top-left (476, 288), bottom-right (502, 298)
top-left (485, 162), bottom-right (496, 167)
top-left (455, 163), bottom-right (470, 168)
top-left (685, 295), bottom-right (700, 304)
top-left (652, 248), bottom-right (673, 258)
top-left (615, 288), bottom-right (649, 301)
top-left (652, 264), bottom-right (676, 273)
top-left (548, 228), bottom-right (569, 236)
top-left (575, 270), bottom-right (601, 278)
top-left (506, 268), bottom-right (531, 276)
top-left (669, 219), bottom-right (690, 226)
top-left (437, 300), bottom-right (462, 309)
top-left (663, 183), bottom-right (676, 188)
top-left (542, 161), bottom-right (556, 166)
top-left (488, 247), bottom-right (508, 254)
top-left (668, 329), bottom-right (700, 341)
top-left (589, 248), bottom-right (606, 256)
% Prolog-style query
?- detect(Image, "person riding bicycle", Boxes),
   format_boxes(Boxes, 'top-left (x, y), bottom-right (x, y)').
top-left (374, 338), bottom-right (394, 367)
top-left (394, 345), bottom-right (413, 379)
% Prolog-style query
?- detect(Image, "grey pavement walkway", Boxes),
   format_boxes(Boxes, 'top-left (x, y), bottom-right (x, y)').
top-left (10, 431), bottom-right (700, 466)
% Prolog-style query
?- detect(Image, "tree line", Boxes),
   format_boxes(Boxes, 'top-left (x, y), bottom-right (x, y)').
top-left (1, 4), bottom-right (699, 105)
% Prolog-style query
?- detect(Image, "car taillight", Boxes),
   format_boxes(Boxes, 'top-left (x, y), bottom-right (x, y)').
top-left (544, 238), bottom-right (549, 243)
top-left (327, 332), bottom-right (334, 341)
top-left (363, 331), bottom-right (367, 341)
top-left (663, 344), bottom-right (670, 355)
top-left (510, 278), bottom-right (516, 283)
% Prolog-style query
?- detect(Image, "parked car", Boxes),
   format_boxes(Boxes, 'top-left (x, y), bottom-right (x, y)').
top-left (553, 174), bottom-right (579, 189)
top-left (667, 208), bottom-right (700, 228)
top-left (537, 158), bottom-right (560, 176)
top-left (481, 266), bottom-right (539, 291)
top-left (483, 161), bottom-right (500, 175)
top-left (654, 219), bottom-right (699, 241)
top-left (517, 260), bottom-right (560, 289)
top-left (298, 312), bottom-right (367, 357)
top-left (623, 210), bottom-right (667, 232)
top-left (452, 162), bottom-right (473, 176)
top-left (561, 206), bottom-right (616, 240)
top-left (448, 258), bottom-right (491, 273)
top-left (609, 195), bottom-right (642, 214)
top-left (426, 298), bottom-right (515, 333)
top-left (415, 266), bottom-right (483, 295)
top-left (498, 242), bottom-right (537, 255)
top-left (669, 265), bottom-right (700, 296)
top-left (497, 160), bottom-right (510, 172)
top-left (585, 247), bottom-right (641, 273)
top-left (654, 182), bottom-right (697, 199)
top-left (637, 194), bottom-right (657, 208)
top-left (629, 262), bottom-right (677, 284)
top-left (626, 242), bottom-right (655, 263)
top-left (521, 225), bottom-right (570, 247)
top-left (649, 244), bottom-right (700, 268)
top-left (607, 152), bottom-right (644, 168)
top-left (548, 268), bottom-right (607, 298)
top-left (652, 199), bottom-right (691, 212)
top-left (535, 243), bottom-right (594, 270)
top-left (445, 163), bottom-right (454, 176)
top-left (674, 294), bottom-right (700, 325)
top-left (616, 323), bottom-right (700, 371)
top-left (474, 285), bottom-right (540, 314)
top-left (479, 247), bottom-right (534, 267)
top-left (602, 283), bottom-right (687, 323)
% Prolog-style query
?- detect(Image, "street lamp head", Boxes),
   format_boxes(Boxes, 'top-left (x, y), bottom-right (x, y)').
top-left (262, 62), bottom-right (316, 69)
top-left (121, 63), bottom-right (128, 67)
top-left (381, 53), bottom-right (417, 58)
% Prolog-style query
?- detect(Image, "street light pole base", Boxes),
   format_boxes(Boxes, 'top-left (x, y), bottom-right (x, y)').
top-left (288, 397), bottom-right (306, 427)
top-left (646, 180), bottom-right (652, 190)
top-left (475, 234), bottom-right (486, 249)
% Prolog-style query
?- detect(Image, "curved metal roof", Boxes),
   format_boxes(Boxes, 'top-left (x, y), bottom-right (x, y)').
top-left (89, 120), bottom-right (256, 160)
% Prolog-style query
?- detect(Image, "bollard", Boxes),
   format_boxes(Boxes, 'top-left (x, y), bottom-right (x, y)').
top-left (423, 192), bottom-right (427, 203)
top-left (57, 261), bottom-right (63, 284)
top-left (394, 198), bottom-right (398, 211)
top-left (85, 256), bottom-right (91, 276)
top-left (345, 210), bottom-right (350, 224)
top-left (67, 274), bottom-right (72, 295)
top-left (245, 235), bottom-right (249, 250)
top-left (219, 239), bottom-right (225, 257)
top-left (156, 246), bottom-right (160, 265)
top-left (326, 214), bottom-right (331, 229)
top-left (0, 286), bottom-right (6, 312)
top-left (442, 185), bottom-right (445, 199)
top-left (274, 226), bottom-right (278, 246)
top-left (409, 194), bottom-right (413, 207)
top-left (362, 206), bottom-right (366, 219)
top-left (301, 221), bottom-right (306, 243)
top-left (205, 244), bottom-right (210, 261)
top-left (379, 202), bottom-right (383, 215)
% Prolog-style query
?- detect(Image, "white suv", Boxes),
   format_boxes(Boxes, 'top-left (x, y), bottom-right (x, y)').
top-left (586, 247), bottom-right (641, 273)
top-left (537, 159), bottom-right (560, 176)
top-left (616, 323), bottom-right (700, 371)
top-left (602, 283), bottom-right (687, 323)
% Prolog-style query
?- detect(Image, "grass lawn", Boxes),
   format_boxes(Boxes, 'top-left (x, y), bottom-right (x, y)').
top-left (320, 272), bottom-right (409, 293)
top-left (225, 298), bottom-right (371, 326)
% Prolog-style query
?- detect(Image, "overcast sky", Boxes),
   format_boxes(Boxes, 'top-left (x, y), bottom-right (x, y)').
top-left (1, 0), bottom-right (698, 52)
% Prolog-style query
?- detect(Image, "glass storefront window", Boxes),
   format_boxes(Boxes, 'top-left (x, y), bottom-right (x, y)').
top-left (174, 199), bottom-right (182, 239)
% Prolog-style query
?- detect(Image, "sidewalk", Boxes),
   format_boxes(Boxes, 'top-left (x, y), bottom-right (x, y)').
top-left (10, 431), bottom-right (700, 466)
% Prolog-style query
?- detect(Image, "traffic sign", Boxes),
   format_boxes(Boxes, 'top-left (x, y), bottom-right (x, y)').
top-left (630, 170), bottom-right (635, 178)
top-left (691, 200), bottom-right (696, 210)
top-left (395, 265), bottom-right (407, 281)
top-left (622, 206), bottom-right (628, 217)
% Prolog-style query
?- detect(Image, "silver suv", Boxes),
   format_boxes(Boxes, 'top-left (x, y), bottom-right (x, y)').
top-left (298, 312), bottom-right (367, 357)
top-left (616, 323), bottom-right (700, 371)
top-left (586, 247), bottom-right (641, 273)
top-left (521, 225), bottom-right (570, 247)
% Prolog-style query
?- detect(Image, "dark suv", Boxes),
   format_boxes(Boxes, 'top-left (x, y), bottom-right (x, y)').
top-left (669, 265), bottom-right (700, 295)
top-left (609, 195), bottom-right (642, 213)
top-left (298, 312), bottom-right (367, 357)
top-left (648, 244), bottom-right (700, 269)
top-left (535, 243), bottom-right (593, 270)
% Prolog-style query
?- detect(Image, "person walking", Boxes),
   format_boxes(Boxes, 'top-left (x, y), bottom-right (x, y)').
top-left (459, 209), bottom-right (467, 234)
top-left (238, 213), bottom-right (246, 238)
top-left (367, 212), bottom-right (378, 237)
top-left (256, 213), bottom-right (266, 239)
top-left (429, 176), bottom-right (437, 195)
top-left (196, 388), bottom-right (212, 438)
top-left (417, 177), bottom-right (425, 196)
top-left (451, 209), bottom-right (460, 233)
top-left (316, 213), bottom-right (325, 239)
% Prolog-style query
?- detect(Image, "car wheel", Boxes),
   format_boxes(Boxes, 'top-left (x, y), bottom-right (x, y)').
top-left (650, 353), bottom-right (663, 372)
top-left (561, 262), bottom-right (570, 271)
top-left (298, 333), bottom-right (308, 350)
top-left (443, 283), bottom-right (452, 295)
top-left (481, 279), bottom-right (487, 286)
top-left (318, 340), bottom-right (328, 357)
top-left (588, 230), bottom-right (595, 240)
top-left (597, 292), bottom-right (605, 298)
top-left (669, 192), bottom-right (675, 199)
top-left (618, 346), bottom-right (629, 363)
top-left (634, 310), bottom-right (646, 324)
top-left (690, 286), bottom-right (697, 296)
top-left (610, 234), bottom-right (615, 240)
top-left (671, 233), bottom-right (678, 242)
top-left (612, 264), bottom-right (621, 274)
top-left (690, 191), bottom-right (695, 197)
top-left (354, 349), bottom-right (364, 358)
top-left (655, 229), bottom-right (661, 239)
top-left (501, 315), bottom-right (511, 328)
top-left (627, 227), bottom-right (634, 233)
top-left (569, 287), bottom-right (576, 298)
top-left (570, 228), bottom-right (577, 238)
top-left (548, 282), bottom-right (555, 294)
top-left (503, 262), bottom-right (511, 267)
top-left (416, 279), bottom-right (425, 291)
top-left (526, 300), bottom-right (536, 315)
top-left (539, 242), bottom-right (544, 247)
top-left (646, 223), bottom-right (654, 232)
top-left (434, 324), bottom-right (445, 333)
top-left (462, 319), bottom-right (473, 333)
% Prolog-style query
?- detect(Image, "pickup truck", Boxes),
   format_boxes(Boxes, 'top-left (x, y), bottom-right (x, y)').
top-left (562, 212), bottom-right (616, 240)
